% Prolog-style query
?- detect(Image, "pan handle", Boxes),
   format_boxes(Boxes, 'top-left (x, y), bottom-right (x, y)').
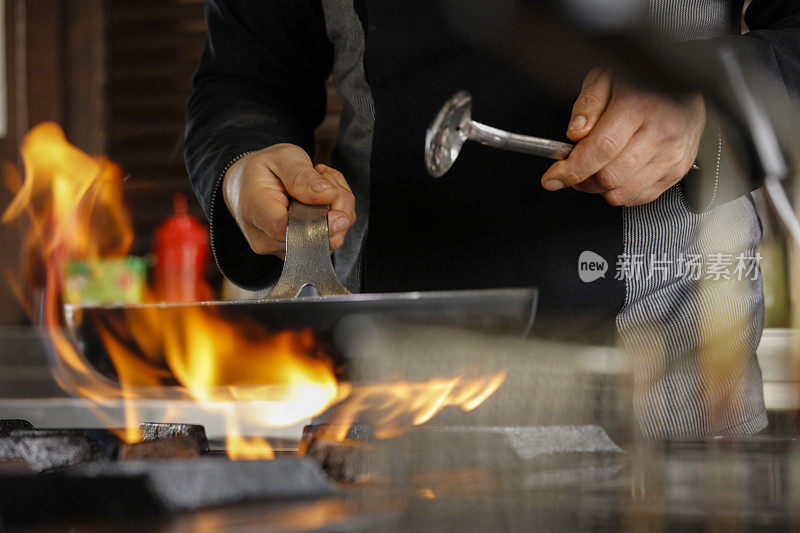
top-left (266, 200), bottom-right (351, 299)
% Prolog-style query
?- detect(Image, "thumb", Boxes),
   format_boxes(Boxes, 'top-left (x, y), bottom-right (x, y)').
top-left (268, 145), bottom-right (339, 205)
top-left (567, 67), bottom-right (613, 142)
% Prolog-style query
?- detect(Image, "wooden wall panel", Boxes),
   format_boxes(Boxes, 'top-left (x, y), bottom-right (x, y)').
top-left (100, 0), bottom-right (342, 254)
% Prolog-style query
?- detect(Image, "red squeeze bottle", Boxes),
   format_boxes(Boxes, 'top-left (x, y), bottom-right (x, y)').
top-left (153, 193), bottom-right (212, 303)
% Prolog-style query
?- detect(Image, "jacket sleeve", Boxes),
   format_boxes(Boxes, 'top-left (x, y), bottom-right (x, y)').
top-left (682, 0), bottom-right (800, 212)
top-left (185, 0), bottom-right (333, 291)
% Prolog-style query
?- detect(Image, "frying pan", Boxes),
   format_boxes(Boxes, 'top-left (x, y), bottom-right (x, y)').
top-left (65, 201), bottom-right (538, 383)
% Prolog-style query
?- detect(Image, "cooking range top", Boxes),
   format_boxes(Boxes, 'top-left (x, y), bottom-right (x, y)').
top-left (2, 418), bottom-right (799, 531)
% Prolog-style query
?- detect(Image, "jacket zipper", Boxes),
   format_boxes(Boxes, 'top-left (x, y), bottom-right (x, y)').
top-left (208, 151), bottom-right (255, 275)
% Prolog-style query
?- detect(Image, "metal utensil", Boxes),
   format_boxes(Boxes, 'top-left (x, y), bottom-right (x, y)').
top-left (425, 91), bottom-right (574, 178)
top-left (425, 91), bottom-right (700, 178)
top-left (65, 201), bottom-right (538, 383)
top-left (267, 202), bottom-right (350, 299)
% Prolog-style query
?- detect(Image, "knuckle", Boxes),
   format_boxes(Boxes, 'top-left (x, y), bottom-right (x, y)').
top-left (596, 168), bottom-right (620, 190)
top-left (604, 189), bottom-right (627, 207)
top-left (649, 189), bottom-right (667, 203)
top-left (639, 192), bottom-right (659, 205)
top-left (577, 92), bottom-right (604, 111)
top-left (336, 191), bottom-right (358, 221)
top-left (631, 189), bottom-right (658, 206)
top-left (560, 166), bottom-right (587, 186)
top-left (289, 168), bottom-right (317, 189)
top-left (661, 117), bottom-right (684, 138)
top-left (667, 149), bottom-right (687, 169)
top-left (340, 186), bottom-right (355, 203)
top-left (263, 146), bottom-right (287, 163)
top-left (269, 143), bottom-right (295, 156)
top-left (594, 135), bottom-right (619, 159)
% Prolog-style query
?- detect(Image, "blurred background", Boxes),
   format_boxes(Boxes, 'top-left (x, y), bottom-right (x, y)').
top-left (0, 0), bottom-right (344, 415)
top-left (0, 0), bottom-right (344, 327)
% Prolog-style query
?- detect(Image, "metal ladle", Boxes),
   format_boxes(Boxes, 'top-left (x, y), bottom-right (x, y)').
top-left (425, 91), bottom-right (700, 178)
top-left (425, 91), bottom-right (574, 178)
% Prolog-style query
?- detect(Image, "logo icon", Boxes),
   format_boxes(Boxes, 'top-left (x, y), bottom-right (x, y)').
top-left (578, 251), bottom-right (608, 283)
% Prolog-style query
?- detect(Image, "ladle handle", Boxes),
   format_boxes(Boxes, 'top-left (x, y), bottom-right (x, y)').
top-left (266, 200), bottom-right (351, 299)
top-left (467, 120), bottom-right (700, 169)
top-left (467, 121), bottom-right (574, 160)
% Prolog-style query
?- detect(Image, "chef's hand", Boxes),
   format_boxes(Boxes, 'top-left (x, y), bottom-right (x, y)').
top-left (541, 67), bottom-right (705, 206)
top-left (222, 144), bottom-right (356, 258)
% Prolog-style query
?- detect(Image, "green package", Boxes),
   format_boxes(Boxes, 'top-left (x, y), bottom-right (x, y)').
top-left (63, 257), bottom-right (147, 305)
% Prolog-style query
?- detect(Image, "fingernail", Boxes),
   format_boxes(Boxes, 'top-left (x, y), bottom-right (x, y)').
top-left (570, 115), bottom-right (587, 131)
top-left (311, 179), bottom-right (333, 192)
top-left (544, 179), bottom-right (565, 191)
top-left (332, 217), bottom-right (350, 233)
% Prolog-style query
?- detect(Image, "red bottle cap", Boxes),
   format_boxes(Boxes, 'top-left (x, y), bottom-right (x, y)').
top-left (155, 193), bottom-right (208, 249)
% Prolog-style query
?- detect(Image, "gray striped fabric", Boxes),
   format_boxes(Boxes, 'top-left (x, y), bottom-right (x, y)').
top-left (619, 1), bottom-right (767, 438)
top-left (618, 189), bottom-right (767, 438)
top-left (648, 0), bottom-right (732, 41)
top-left (320, 0), bottom-right (375, 292)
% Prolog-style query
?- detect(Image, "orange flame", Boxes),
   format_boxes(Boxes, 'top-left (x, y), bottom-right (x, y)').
top-left (2, 122), bottom-right (132, 260)
top-left (323, 371), bottom-right (507, 440)
top-left (1, 122), bottom-right (137, 434)
top-left (2, 123), bottom-right (507, 459)
top-left (94, 307), bottom-right (339, 453)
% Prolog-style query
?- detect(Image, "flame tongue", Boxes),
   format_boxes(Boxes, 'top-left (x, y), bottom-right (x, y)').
top-left (3, 122), bottom-right (133, 260)
top-left (322, 371), bottom-right (507, 441)
top-left (2, 122), bottom-right (507, 460)
top-left (94, 307), bottom-right (340, 457)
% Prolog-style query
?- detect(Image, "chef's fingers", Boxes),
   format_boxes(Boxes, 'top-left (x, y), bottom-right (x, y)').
top-left (315, 164), bottom-right (357, 236)
top-left (605, 164), bottom-right (674, 207)
top-left (316, 164), bottom-right (352, 192)
top-left (329, 229), bottom-right (347, 251)
top-left (604, 126), bottom-right (697, 206)
top-left (316, 164), bottom-right (353, 251)
top-left (265, 144), bottom-right (341, 206)
top-left (571, 129), bottom-right (655, 196)
top-left (542, 85), bottom-right (646, 192)
top-left (568, 67), bottom-right (613, 142)
top-left (315, 165), bottom-right (355, 218)
top-left (628, 173), bottom-right (684, 206)
top-left (570, 178), bottom-right (606, 194)
top-left (620, 143), bottom-right (695, 206)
